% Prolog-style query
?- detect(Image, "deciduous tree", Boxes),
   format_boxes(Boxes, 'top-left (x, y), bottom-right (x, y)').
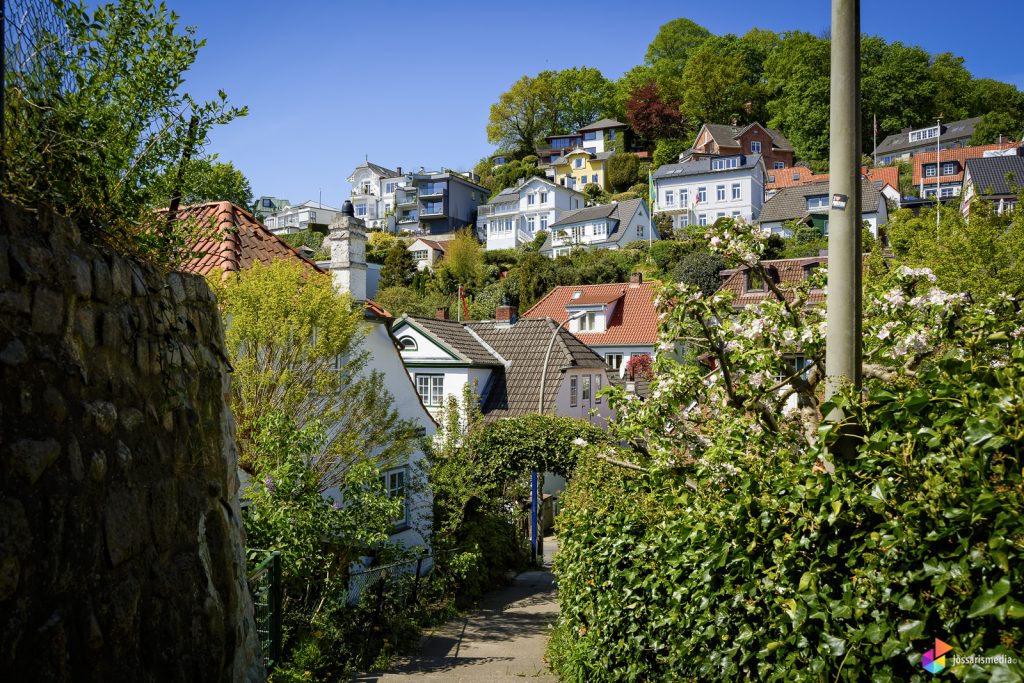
top-left (625, 82), bottom-right (687, 143)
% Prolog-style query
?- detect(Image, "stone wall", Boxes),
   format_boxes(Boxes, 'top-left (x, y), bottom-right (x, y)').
top-left (0, 202), bottom-right (264, 682)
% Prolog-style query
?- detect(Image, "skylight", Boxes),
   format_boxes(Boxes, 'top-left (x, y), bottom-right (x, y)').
top-left (572, 291), bottom-right (582, 299)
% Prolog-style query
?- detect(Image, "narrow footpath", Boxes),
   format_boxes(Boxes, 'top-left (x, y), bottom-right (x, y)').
top-left (354, 537), bottom-right (560, 682)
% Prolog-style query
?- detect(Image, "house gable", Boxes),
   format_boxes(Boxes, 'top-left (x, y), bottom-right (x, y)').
top-left (391, 319), bottom-right (468, 366)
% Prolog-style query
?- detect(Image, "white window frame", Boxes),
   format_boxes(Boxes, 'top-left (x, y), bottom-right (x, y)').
top-left (528, 194), bottom-right (536, 205)
top-left (716, 185), bottom-right (726, 202)
top-left (382, 467), bottom-right (408, 527)
top-left (665, 190), bottom-right (675, 206)
top-left (595, 374), bottom-right (602, 403)
top-left (680, 189), bottom-right (689, 206)
top-left (569, 376), bottom-right (578, 407)
top-left (751, 140), bottom-right (762, 153)
top-left (605, 353), bottom-right (623, 369)
top-left (579, 311), bottom-right (597, 332)
top-left (925, 164), bottom-right (937, 178)
top-left (582, 375), bottom-right (592, 402)
top-left (941, 162), bottom-right (956, 176)
top-left (697, 187), bottom-right (707, 203)
top-left (731, 183), bottom-right (741, 200)
top-left (415, 374), bottom-right (444, 407)
top-left (773, 161), bottom-right (785, 169)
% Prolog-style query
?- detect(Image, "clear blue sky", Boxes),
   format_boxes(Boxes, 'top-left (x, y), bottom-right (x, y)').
top-left (171, 0), bottom-right (1023, 208)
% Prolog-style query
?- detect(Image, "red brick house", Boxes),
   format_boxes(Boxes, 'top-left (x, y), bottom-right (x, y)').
top-left (690, 123), bottom-right (795, 171)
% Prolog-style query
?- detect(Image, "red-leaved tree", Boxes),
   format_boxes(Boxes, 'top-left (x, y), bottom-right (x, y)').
top-left (625, 83), bottom-right (687, 143)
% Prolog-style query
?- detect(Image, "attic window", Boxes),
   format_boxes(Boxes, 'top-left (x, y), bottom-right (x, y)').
top-left (746, 270), bottom-right (765, 292)
top-left (398, 336), bottom-right (418, 351)
top-left (804, 263), bottom-right (822, 288)
top-left (572, 291), bottom-right (582, 300)
top-left (791, 172), bottom-right (800, 181)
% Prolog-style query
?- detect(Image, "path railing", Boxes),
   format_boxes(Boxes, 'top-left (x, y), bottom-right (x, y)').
top-left (247, 550), bottom-right (282, 669)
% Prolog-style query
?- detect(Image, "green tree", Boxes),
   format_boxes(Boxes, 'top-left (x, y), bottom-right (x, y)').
top-left (380, 242), bottom-right (416, 289)
top-left (607, 152), bottom-right (641, 192)
top-left (552, 67), bottom-right (615, 134)
top-left (487, 72), bottom-right (558, 156)
top-left (211, 259), bottom-right (419, 491)
top-left (970, 111), bottom-right (1024, 146)
top-left (440, 229), bottom-right (484, 289)
top-left (2, 0), bottom-right (246, 262)
top-left (652, 138), bottom-right (690, 168)
top-left (150, 156), bottom-right (253, 209)
top-left (764, 31), bottom-right (831, 162)
top-left (644, 17), bottom-right (713, 93)
top-left (862, 38), bottom-right (936, 149)
top-left (680, 36), bottom-right (754, 128)
top-left (929, 52), bottom-right (973, 122)
top-left (671, 249), bottom-right (726, 296)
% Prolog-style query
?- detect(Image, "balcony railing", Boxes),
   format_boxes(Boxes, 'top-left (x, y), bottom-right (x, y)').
top-left (397, 213), bottom-right (418, 222)
top-left (396, 193), bottom-right (418, 206)
top-left (420, 208), bottom-right (444, 216)
top-left (351, 187), bottom-right (374, 197)
top-left (418, 186), bottom-right (445, 197)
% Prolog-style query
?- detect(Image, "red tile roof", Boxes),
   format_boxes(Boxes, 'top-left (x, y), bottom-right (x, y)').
top-left (175, 201), bottom-right (323, 278)
top-left (720, 257), bottom-right (828, 307)
top-left (911, 142), bottom-right (1020, 186)
top-left (523, 281), bottom-right (659, 345)
top-left (414, 238), bottom-right (447, 252)
top-left (767, 166), bottom-right (899, 192)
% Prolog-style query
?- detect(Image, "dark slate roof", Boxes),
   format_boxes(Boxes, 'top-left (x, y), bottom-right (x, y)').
top-left (875, 116), bottom-right (982, 156)
top-left (468, 318), bottom-right (606, 420)
top-left (486, 187), bottom-right (520, 205)
top-left (578, 117), bottom-right (628, 132)
top-left (403, 317), bottom-right (503, 367)
top-left (653, 153), bottom-right (763, 179)
top-left (702, 123), bottom-right (794, 152)
top-left (354, 160), bottom-right (402, 178)
top-left (758, 179), bottom-right (882, 224)
top-left (550, 197), bottom-right (644, 228)
top-left (964, 156), bottom-right (1024, 196)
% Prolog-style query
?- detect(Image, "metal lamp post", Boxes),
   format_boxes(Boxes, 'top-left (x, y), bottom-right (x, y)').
top-left (532, 311), bottom-right (585, 564)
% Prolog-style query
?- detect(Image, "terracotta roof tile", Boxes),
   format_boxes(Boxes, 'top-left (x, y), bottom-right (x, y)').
top-left (720, 257), bottom-right (827, 307)
top-left (523, 282), bottom-right (659, 346)
top-left (174, 201), bottom-right (323, 279)
top-left (767, 166), bottom-right (899, 192)
top-left (911, 142), bottom-right (1021, 186)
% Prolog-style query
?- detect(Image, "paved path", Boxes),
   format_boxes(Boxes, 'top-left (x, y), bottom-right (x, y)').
top-left (353, 538), bottom-right (559, 682)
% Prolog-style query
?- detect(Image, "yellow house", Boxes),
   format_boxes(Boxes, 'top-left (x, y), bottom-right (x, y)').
top-left (550, 148), bottom-right (614, 192)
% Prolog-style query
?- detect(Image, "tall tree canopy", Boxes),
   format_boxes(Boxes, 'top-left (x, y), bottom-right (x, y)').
top-left (763, 31), bottom-right (832, 162)
top-left (150, 157), bottom-right (253, 209)
top-left (626, 83), bottom-right (687, 143)
top-left (680, 36), bottom-right (755, 127)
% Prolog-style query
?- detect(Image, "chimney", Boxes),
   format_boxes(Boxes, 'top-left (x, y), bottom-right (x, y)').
top-left (495, 304), bottom-right (518, 327)
top-left (396, 166), bottom-right (402, 175)
top-left (327, 200), bottom-right (368, 302)
top-left (629, 272), bottom-right (643, 286)
top-left (435, 307), bottom-right (449, 320)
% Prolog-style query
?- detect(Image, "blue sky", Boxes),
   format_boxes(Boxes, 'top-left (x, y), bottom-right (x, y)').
top-left (171, 0), bottom-right (1023, 208)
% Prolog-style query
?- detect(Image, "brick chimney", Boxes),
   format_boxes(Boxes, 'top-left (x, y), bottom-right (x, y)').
top-left (435, 307), bottom-right (449, 320)
top-left (629, 272), bottom-right (643, 286)
top-left (495, 304), bottom-right (518, 327)
top-left (327, 200), bottom-right (367, 302)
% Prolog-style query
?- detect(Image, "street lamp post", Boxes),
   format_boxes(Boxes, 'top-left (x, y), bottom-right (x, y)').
top-left (533, 312), bottom-right (585, 565)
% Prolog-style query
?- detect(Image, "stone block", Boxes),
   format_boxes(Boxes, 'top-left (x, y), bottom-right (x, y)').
top-left (68, 438), bottom-right (84, 481)
top-left (74, 304), bottom-right (96, 349)
top-left (43, 387), bottom-right (66, 423)
top-left (0, 291), bottom-right (30, 315)
top-left (8, 439), bottom-right (61, 484)
top-left (68, 255), bottom-right (92, 299)
top-left (89, 450), bottom-right (108, 481)
top-left (0, 236), bottom-right (9, 285)
top-left (0, 339), bottom-right (28, 366)
top-left (92, 258), bottom-right (112, 302)
top-left (110, 260), bottom-right (131, 299)
top-left (104, 491), bottom-right (146, 566)
top-left (100, 310), bottom-right (122, 348)
top-left (83, 401), bottom-right (117, 434)
top-left (120, 408), bottom-right (143, 432)
top-left (167, 273), bottom-right (186, 304)
top-left (32, 288), bottom-right (64, 335)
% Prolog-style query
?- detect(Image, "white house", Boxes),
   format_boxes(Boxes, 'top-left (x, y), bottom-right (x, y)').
top-left (523, 274), bottom-right (658, 378)
top-left (652, 153), bottom-right (767, 232)
top-left (407, 238), bottom-right (446, 271)
top-left (480, 176), bottom-right (585, 251)
top-left (347, 160), bottom-right (408, 232)
top-left (757, 178), bottom-right (888, 238)
top-left (391, 305), bottom-right (613, 427)
top-left (265, 200), bottom-right (341, 234)
top-left (541, 198), bottom-right (656, 258)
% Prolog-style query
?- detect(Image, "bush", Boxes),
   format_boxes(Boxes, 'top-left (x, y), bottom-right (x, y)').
top-left (553, 348), bottom-right (1024, 681)
top-left (671, 249), bottom-right (726, 296)
top-left (648, 240), bottom-right (692, 274)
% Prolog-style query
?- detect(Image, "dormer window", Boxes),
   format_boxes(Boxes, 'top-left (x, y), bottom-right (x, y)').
top-left (750, 141), bottom-right (761, 153)
top-left (579, 311), bottom-right (597, 331)
top-left (909, 126), bottom-right (939, 143)
top-left (806, 195), bottom-right (829, 211)
top-left (572, 290), bottom-right (582, 300)
top-left (746, 270), bottom-right (765, 292)
top-left (574, 158), bottom-right (584, 169)
top-left (711, 156), bottom-right (740, 170)
top-left (803, 262), bottom-right (822, 288)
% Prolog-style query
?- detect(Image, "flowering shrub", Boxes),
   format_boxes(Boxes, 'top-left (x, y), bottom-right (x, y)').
top-left (550, 218), bottom-right (1024, 680)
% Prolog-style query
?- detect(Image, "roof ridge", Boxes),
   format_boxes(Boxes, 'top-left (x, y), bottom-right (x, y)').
top-left (464, 325), bottom-right (508, 366)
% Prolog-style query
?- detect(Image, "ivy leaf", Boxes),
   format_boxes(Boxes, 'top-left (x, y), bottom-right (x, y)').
top-left (968, 577), bottom-right (1011, 618)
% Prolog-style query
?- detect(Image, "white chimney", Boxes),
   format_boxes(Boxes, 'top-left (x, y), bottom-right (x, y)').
top-left (327, 200), bottom-right (367, 302)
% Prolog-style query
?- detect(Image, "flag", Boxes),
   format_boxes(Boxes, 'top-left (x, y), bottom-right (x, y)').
top-left (648, 169), bottom-right (656, 211)
top-left (459, 285), bottom-right (469, 321)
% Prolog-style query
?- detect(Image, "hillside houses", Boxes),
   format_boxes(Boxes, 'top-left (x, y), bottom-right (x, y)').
top-left (480, 176), bottom-right (585, 251)
top-left (540, 198), bottom-right (656, 257)
top-left (758, 178), bottom-right (888, 237)
top-left (652, 153), bottom-right (767, 231)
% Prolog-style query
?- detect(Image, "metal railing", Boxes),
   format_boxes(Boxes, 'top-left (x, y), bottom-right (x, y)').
top-left (248, 550), bottom-right (282, 669)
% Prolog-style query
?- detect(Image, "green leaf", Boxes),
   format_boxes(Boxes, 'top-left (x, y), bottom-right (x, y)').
top-left (968, 577), bottom-right (1011, 618)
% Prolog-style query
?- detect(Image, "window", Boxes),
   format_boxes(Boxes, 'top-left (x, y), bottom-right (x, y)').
top-left (582, 375), bottom-right (592, 401)
top-left (528, 193), bottom-right (535, 205)
top-left (411, 249), bottom-right (428, 260)
top-left (940, 186), bottom-right (958, 198)
top-left (924, 188), bottom-right (937, 198)
top-left (716, 185), bottom-right (726, 202)
top-left (607, 129), bottom-right (617, 141)
top-left (774, 161), bottom-right (785, 169)
top-left (361, 182), bottom-right (371, 194)
top-left (746, 270), bottom-right (765, 291)
top-left (527, 216), bottom-right (535, 232)
top-left (540, 191), bottom-right (548, 204)
top-left (595, 375), bottom-right (602, 403)
top-left (398, 336), bottom-right (417, 350)
top-left (665, 190), bottom-right (675, 206)
top-left (385, 181), bottom-right (397, 194)
top-left (717, 212), bottom-right (725, 219)
top-left (751, 140), bottom-right (762, 153)
top-left (579, 311), bottom-right (597, 331)
top-left (423, 200), bottom-right (443, 215)
top-left (574, 158), bottom-right (584, 168)
top-left (924, 164), bottom-right (937, 178)
top-left (697, 187), bottom-right (707, 203)
top-left (593, 222), bottom-right (606, 236)
top-left (732, 210), bottom-right (741, 219)
top-left (711, 157), bottom-right (739, 170)
top-left (540, 215), bottom-right (548, 231)
top-left (355, 204), bottom-right (367, 216)
top-left (382, 468), bottom-right (407, 526)
top-left (309, 211), bottom-right (317, 220)
top-left (680, 189), bottom-right (689, 206)
top-left (909, 126), bottom-right (938, 142)
top-left (767, 175), bottom-right (775, 183)
top-left (636, 224), bottom-right (644, 237)
top-left (583, 131), bottom-right (597, 141)
top-left (677, 214), bottom-right (690, 228)
top-left (731, 183), bottom-right (741, 200)
top-left (806, 195), bottom-right (829, 210)
top-left (262, 198), bottom-right (273, 208)
top-left (570, 376), bottom-right (578, 406)
top-left (584, 147), bottom-right (596, 155)
top-left (941, 162), bottom-right (957, 176)
top-left (698, 213), bottom-right (708, 226)
top-left (605, 353), bottom-right (623, 369)
top-left (883, 155), bottom-right (893, 165)
top-left (415, 374), bottom-right (444, 407)
top-left (591, 174), bottom-right (599, 184)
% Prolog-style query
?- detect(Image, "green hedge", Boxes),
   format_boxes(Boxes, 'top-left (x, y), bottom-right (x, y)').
top-left (551, 346), bottom-right (1024, 681)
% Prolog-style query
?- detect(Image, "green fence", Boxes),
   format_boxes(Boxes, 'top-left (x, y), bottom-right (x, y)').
top-left (247, 550), bottom-right (282, 669)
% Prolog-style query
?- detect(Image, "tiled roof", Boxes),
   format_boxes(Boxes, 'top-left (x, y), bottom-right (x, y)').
top-left (411, 238), bottom-right (446, 252)
top-left (875, 116), bottom-right (982, 156)
top-left (486, 187), bottom-right (520, 205)
top-left (653, 154), bottom-right (763, 179)
top-left (720, 257), bottom-right (829, 307)
top-left (353, 160), bottom-right (402, 178)
top-left (701, 123), bottom-right (794, 152)
top-left (176, 201), bottom-right (323, 278)
top-left (767, 166), bottom-right (899, 191)
top-left (758, 179), bottom-right (882, 224)
top-left (404, 316), bottom-right (504, 367)
top-left (523, 282), bottom-right (659, 346)
top-left (964, 156), bottom-right (1024, 196)
top-left (468, 318), bottom-right (606, 420)
top-left (912, 142), bottom-right (1021, 185)
top-left (578, 117), bottom-right (628, 132)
